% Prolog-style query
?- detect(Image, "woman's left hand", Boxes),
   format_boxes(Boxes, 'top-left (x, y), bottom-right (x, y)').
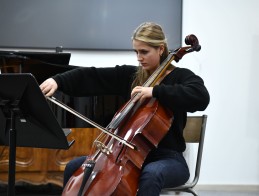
top-left (131, 86), bottom-right (153, 102)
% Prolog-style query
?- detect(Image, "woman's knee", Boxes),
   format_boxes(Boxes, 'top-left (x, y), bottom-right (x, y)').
top-left (63, 156), bottom-right (87, 187)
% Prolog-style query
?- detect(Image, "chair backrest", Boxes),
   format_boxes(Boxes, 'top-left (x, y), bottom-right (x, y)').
top-left (183, 115), bottom-right (208, 185)
top-left (183, 115), bottom-right (207, 143)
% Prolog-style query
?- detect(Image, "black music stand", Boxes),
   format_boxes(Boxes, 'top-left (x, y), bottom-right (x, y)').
top-left (0, 73), bottom-right (74, 196)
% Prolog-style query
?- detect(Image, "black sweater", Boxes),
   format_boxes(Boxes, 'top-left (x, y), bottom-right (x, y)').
top-left (53, 65), bottom-right (210, 152)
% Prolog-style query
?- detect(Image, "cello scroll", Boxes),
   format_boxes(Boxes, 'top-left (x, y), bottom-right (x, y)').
top-left (173, 34), bottom-right (201, 62)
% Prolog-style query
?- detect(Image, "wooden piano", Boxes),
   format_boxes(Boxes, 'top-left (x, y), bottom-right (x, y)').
top-left (0, 50), bottom-right (125, 187)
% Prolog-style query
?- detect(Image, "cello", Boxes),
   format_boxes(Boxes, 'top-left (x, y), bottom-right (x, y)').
top-left (48, 34), bottom-right (201, 196)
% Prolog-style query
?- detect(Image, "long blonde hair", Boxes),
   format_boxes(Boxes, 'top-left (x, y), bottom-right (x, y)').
top-left (131, 22), bottom-right (172, 89)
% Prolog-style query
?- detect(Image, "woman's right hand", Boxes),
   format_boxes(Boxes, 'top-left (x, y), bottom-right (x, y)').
top-left (40, 78), bottom-right (58, 97)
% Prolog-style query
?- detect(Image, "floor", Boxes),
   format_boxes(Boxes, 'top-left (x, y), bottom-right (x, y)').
top-left (0, 183), bottom-right (62, 196)
top-left (1, 183), bottom-right (259, 196)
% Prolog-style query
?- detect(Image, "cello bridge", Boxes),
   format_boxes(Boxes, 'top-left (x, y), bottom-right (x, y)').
top-left (94, 141), bottom-right (112, 155)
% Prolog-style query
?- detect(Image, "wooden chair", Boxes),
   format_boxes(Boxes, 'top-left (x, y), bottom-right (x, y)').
top-left (161, 115), bottom-right (208, 196)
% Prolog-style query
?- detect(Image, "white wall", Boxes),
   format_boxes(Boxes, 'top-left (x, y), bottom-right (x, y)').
top-left (182, 0), bottom-right (259, 186)
top-left (1, 0), bottom-right (258, 187)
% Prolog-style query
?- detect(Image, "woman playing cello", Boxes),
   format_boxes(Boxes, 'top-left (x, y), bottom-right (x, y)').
top-left (40, 22), bottom-right (210, 196)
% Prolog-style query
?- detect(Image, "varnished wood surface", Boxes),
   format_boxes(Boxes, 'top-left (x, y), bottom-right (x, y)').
top-left (0, 128), bottom-right (100, 187)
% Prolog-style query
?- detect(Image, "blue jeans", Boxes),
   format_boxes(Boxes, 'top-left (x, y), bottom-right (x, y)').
top-left (63, 156), bottom-right (87, 187)
top-left (137, 148), bottom-right (190, 196)
top-left (63, 148), bottom-right (189, 196)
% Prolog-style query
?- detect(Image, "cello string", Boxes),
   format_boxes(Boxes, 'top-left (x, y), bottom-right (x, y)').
top-left (107, 52), bottom-right (175, 129)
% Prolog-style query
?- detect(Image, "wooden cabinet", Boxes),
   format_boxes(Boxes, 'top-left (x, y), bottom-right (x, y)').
top-left (0, 128), bottom-right (100, 187)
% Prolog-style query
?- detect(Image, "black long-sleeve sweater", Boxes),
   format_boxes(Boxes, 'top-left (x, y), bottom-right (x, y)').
top-left (53, 65), bottom-right (210, 152)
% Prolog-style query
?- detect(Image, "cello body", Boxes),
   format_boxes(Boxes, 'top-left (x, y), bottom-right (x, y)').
top-left (62, 98), bottom-right (173, 196)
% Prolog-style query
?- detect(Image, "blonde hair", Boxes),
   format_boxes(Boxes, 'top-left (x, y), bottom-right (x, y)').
top-left (131, 22), bottom-right (172, 88)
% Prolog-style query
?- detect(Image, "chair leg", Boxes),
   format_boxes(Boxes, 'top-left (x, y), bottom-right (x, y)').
top-left (187, 188), bottom-right (198, 196)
